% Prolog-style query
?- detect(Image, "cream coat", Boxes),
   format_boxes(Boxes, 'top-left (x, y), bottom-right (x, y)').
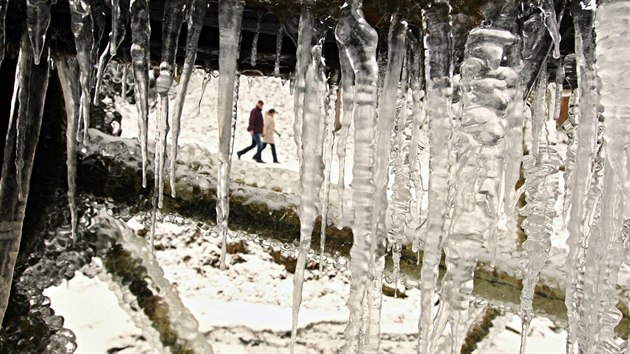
top-left (263, 112), bottom-right (277, 144)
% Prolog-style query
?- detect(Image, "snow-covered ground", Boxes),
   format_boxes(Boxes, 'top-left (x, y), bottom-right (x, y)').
top-left (44, 71), bottom-right (583, 353)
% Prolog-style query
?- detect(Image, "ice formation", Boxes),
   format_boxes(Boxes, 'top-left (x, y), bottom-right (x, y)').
top-left (290, 43), bottom-right (327, 352)
top-left (0, 0), bottom-right (7, 67)
top-left (170, 0), bottom-right (209, 197)
top-left (216, 0), bottom-right (244, 270)
top-left (56, 57), bottom-right (81, 242)
top-left (4, 1), bottom-right (630, 353)
top-left (129, 0), bottom-right (151, 188)
top-left (0, 34), bottom-right (49, 324)
top-left (335, 1), bottom-right (379, 352)
top-left (418, 3), bottom-right (453, 352)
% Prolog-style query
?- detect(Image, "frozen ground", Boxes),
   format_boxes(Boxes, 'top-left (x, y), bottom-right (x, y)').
top-left (46, 217), bottom-right (566, 353)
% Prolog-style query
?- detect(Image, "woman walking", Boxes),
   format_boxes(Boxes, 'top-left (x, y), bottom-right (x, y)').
top-left (261, 109), bottom-right (280, 163)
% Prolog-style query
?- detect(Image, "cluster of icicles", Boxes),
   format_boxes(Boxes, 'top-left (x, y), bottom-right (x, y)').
top-left (1, 0), bottom-right (630, 353)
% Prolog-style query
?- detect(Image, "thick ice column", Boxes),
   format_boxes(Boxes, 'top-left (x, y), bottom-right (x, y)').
top-left (250, 11), bottom-right (262, 67)
top-left (68, 0), bottom-right (95, 143)
top-left (0, 34), bottom-right (49, 324)
top-left (26, 0), bottom-right (51, 65)
top-left (170, 0), bottom-right (209, 197)
top-left (519, 72), bottom-right (561, 354)
top-left (417, 3), bottom-right (453, 352)
top-left (56, 57), bottom-right (81, 242)
top-left (130, 0), bottom-right (151, 188)
top-left (564, 3), bottom-right (599, 351)
top-left (596, 0), bottom-right (630, 221)
top-left (292, 2), bottom-right (314, 168)
top-left (0, 0), bottom-right (7, 67)
top-left (335, 1), bottom-right (379, 352)
top-left (431, 27), bottom-right (517, 354)
top-left (216, 0), bottom-right (244, 271)
top-left (335, 44), bottom-right (355, 228)
top-left (290, 44), bottom-right (327, 353)
top-left (154, 0), bottom-right (187, 209)
top-left (579, 1), bottom-right (630, 352)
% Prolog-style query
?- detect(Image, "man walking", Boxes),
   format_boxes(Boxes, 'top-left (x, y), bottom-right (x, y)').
top-left (237, 100), bottom-right (265, 163)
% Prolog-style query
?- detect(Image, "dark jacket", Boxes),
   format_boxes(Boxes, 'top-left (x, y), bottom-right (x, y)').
top-left (248, 107), bottom-right (264, 134)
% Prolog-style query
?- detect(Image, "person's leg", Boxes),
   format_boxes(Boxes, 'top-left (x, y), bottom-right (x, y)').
top-left (237, 137), bottom-right (257, 158)
top-left (253, 134), bottom-right (264, 161)
top-left (271, 144), bottom-right (278, 163)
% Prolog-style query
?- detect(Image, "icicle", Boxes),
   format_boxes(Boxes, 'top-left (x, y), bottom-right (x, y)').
top-left (292, 2), bottom-right (314, 169)
top-left (565, 3), bottom-right (599, 352)
top-left (26, 0), bottom-right (51, 65)
top-left (335, 1), bottom-right (379, 352)
top-left (69, 0), bottom-right (95, 144)
top-left (519, 72), bottom-right (561, 354)
top-left (196, 70), bottom-right (211, 116)
top-left (0, 0), bottom-right (7, 68)
top-left (274, 26), bottom-right (283, 77)
top-left (359, 17), bottom-right (407, 354)
top-left (577, 3), bottom-right (630, 351)
top-left (121, 63), bottom-right (128, 100)
top-left (562, 89), bottom-right (579, 225)
top-left (170, 0), bottom-right (209, 197)
top-left (56, 57), bottom-right (81, 243)
top-left (216, 0), bottom-right (244, 271)
top-left (0, 34), bottom-right (49, 324)
top-left (407, 35), bottom-right (427, 240)
top-left (154, 0), bottom-right (187, 210)
top-left (596, 0), bottom-right (630, 222)
top-left (432, 25), bottom-right (519, 353)
top-left (388, 44), bottom-right (412, 298)
top-left (130, 0), bottom-right (151, 188)
top-left (417, 3), bottom-right (454, 352)
top-left (319, 83), bottom-right (338, 274)
top-left (93, 42), bottom-right (112, 106)
top-left (110, 0), bottom-right (130, 56)
top-left (335, 42), bottom-right (355, 229)
top-left (541, 0), bottom-right (562, 59)
top-left (250, 11), bottom-right (262, 67)
top-left (552, 59), bottom-right (565, 121)
top-left (290, 43), bottom-right (327, 354)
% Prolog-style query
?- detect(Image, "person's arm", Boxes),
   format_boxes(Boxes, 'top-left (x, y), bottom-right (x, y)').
top-left (247, 110), bottom-right (255, 135)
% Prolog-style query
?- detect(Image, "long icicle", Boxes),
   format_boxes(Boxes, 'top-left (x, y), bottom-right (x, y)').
top-left (319, 81), bottom-right (338, 274)
top-left (217, 0), bottom-right (244, 270)
top-left (0, 34), bottom-right (49, 325)
top-left (519, 69), bottom-right (561, 354)
top-left (130, 0), bottom-right (151, 188)
top-left (335, 42), bottom-right (355, 229)
top-left (290, 43), bottom-right (327, 353)
top-left (56, 57), bottom-right (81, 243)
top-left (155, 0), bottom-right (187, 208)
top-left (68, 0), bottom-right (95, 144)
top-left (363, 15), bottom-right (407, 354)
top-left (274, 25), bottom-right (283, 77)
top-left (0, 0), bottom-right (7, 68)
top-left (564, 2), bottom-right (598, 351)
top-left (432, 23), bottom-right (518, 354)
top-left (292, 1), bottom-right (314, 169)
top-left (25, 0), bottom-right (51, 66)
top-left (335, 1), bottom-right (379, 352)
top-left (170, 0), bottom-right (209, 197)
top-left (417, 2), bottom-right (453, 352)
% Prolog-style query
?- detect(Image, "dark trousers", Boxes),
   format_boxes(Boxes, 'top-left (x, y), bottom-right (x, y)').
top-left (261, 143), bottom-right (278, 162)
top-left (238, 133), bottom-right (263, 160)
